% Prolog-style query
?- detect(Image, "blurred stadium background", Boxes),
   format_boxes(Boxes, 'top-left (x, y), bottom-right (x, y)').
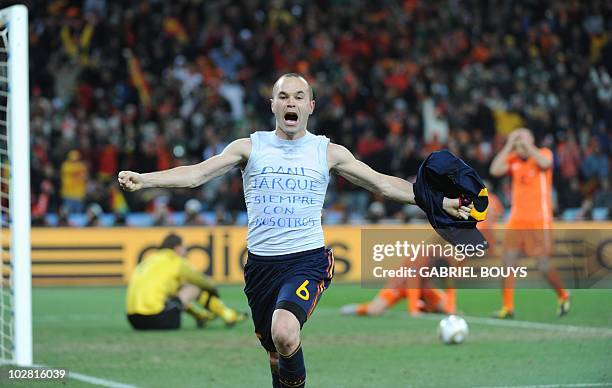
top-left (5, 0), bottom-right (612, 387)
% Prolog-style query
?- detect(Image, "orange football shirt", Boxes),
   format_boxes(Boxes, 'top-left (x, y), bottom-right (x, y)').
top-left (506, 148), bottom-right (553, 229)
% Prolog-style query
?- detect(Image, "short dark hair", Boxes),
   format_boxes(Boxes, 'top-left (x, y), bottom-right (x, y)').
top-left (160, 233), bottom-right (183, 249)
top-left (273, 73), bottom-right (314, 100)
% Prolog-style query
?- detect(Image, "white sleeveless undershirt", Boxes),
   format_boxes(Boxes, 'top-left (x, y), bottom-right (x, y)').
top-left (242, 130), bottom-right (330, 255)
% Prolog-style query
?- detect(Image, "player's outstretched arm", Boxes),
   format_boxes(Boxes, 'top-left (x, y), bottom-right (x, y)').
top-left (328, 143), bottom-right (416, 203)
top-left (118, 138), bottom-right (251, 192)
top-left (327, 143), bottom-right (471, 219)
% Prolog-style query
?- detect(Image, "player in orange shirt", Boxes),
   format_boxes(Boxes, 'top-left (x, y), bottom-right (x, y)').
top-left (489, 128), bottom-right (570, 318)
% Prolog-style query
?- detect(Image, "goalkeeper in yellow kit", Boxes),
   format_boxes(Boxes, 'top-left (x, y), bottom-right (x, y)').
top-left (126, 233), bottom-right (247, 330)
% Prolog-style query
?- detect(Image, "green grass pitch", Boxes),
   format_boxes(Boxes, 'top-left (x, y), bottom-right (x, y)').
top-left (8, 285), bottom-right (612, 387)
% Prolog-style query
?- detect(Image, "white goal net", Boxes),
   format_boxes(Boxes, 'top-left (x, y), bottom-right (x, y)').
top-left (0, 4), bottom-right (31, 366)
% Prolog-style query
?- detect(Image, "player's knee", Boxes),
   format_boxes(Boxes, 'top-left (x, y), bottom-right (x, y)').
top-left (176, 283), bottom-right (200, 305)
top-left (271, 323), bottom-right (300, 354)
top-left (271, 313), bottom-right (300, 354)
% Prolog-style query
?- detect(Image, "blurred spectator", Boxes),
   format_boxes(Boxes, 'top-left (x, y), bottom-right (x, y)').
top-left (367, 201), bottom-right (386, 224)
top-left (214, 206), bottom-right (232, 225)
top-left (57, 206), bottom-right (74, 227)
top-left (581, 141), bottom-right (610, 187)
top-left (578, 139), bottom-right (610, 219)
top-left (556, 130), bottom-right (583, 210)
top-left (85, 203), bottom-right (103, 227)
top-left (152, 196), bottom-right (174, 226)
top-left (60, 150), bottom-right (88, 214)
top-left (184, 199), bottom-right (206, 226)
top-left (31, 179), bottom-right (54, 226)
top-left (556, 131), bottom-right (582, 181)
top-left (109, 182), bottom-right (129, 215)
top-left (210, 38), bottom-right (245, 82)
top-left (96, 139), bottom-right (119, 181)
top-left (211, 38), bottom-right (246, 120)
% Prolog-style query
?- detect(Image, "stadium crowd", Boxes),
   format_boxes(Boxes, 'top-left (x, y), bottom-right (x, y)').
top-left (27, 0), bottom-right (611, 226)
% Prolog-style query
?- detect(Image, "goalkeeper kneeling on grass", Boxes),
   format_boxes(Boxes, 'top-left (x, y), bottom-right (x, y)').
top-left (126, 232), bottom-right (247, 330)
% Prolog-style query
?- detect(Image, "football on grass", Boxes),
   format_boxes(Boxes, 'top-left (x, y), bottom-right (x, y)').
top-left (438, 315), bottom-right (469, 345)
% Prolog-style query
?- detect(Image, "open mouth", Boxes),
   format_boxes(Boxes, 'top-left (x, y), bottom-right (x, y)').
top-left (284, 112), bottom-right (298, 125)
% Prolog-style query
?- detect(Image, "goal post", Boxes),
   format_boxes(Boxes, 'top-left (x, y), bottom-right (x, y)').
top-left (0, 4), bottom-right (31, 366)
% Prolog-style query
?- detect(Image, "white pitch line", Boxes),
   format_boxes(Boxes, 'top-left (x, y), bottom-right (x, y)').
top-left (475, 383), bottom-right (612, 388)
top-left (68, 370), bottom-right (138, 388)
top-left (32, 364), bottom-right (138, 388)
top-left (414, 314), bottom-right (612, 336)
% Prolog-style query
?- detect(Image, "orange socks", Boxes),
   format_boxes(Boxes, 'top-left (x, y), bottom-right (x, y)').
top-left (444, 288), bottom-right (456, 314)
top-left (545, 268), bottom-right (569, 300)
top-left (406, 288), bottom-right (421, 314)
top-left (502, 277), bottom-right (515, 311)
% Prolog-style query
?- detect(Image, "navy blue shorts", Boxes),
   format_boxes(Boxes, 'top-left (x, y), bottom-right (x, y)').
top-left (243, 247), bottom-right (335, 352)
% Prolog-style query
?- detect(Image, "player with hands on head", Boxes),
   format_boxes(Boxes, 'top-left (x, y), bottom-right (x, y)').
top-left (489, 128), bottom-right (569, 319)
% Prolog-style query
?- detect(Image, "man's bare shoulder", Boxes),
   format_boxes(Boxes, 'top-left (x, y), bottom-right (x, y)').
top-left (230, 137), bottom-right (252, 148)
top-left (326, 142), bottom-right (353, 169)
top-left (224, 138), bottom-right (252, 159)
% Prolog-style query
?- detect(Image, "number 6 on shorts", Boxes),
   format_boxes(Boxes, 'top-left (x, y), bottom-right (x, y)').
top-left (296, 280), bottom-right (310, 300)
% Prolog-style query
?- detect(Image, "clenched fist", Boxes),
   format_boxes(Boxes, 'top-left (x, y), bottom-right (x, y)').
top-left (118, 171), bottom-right (144, 192)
